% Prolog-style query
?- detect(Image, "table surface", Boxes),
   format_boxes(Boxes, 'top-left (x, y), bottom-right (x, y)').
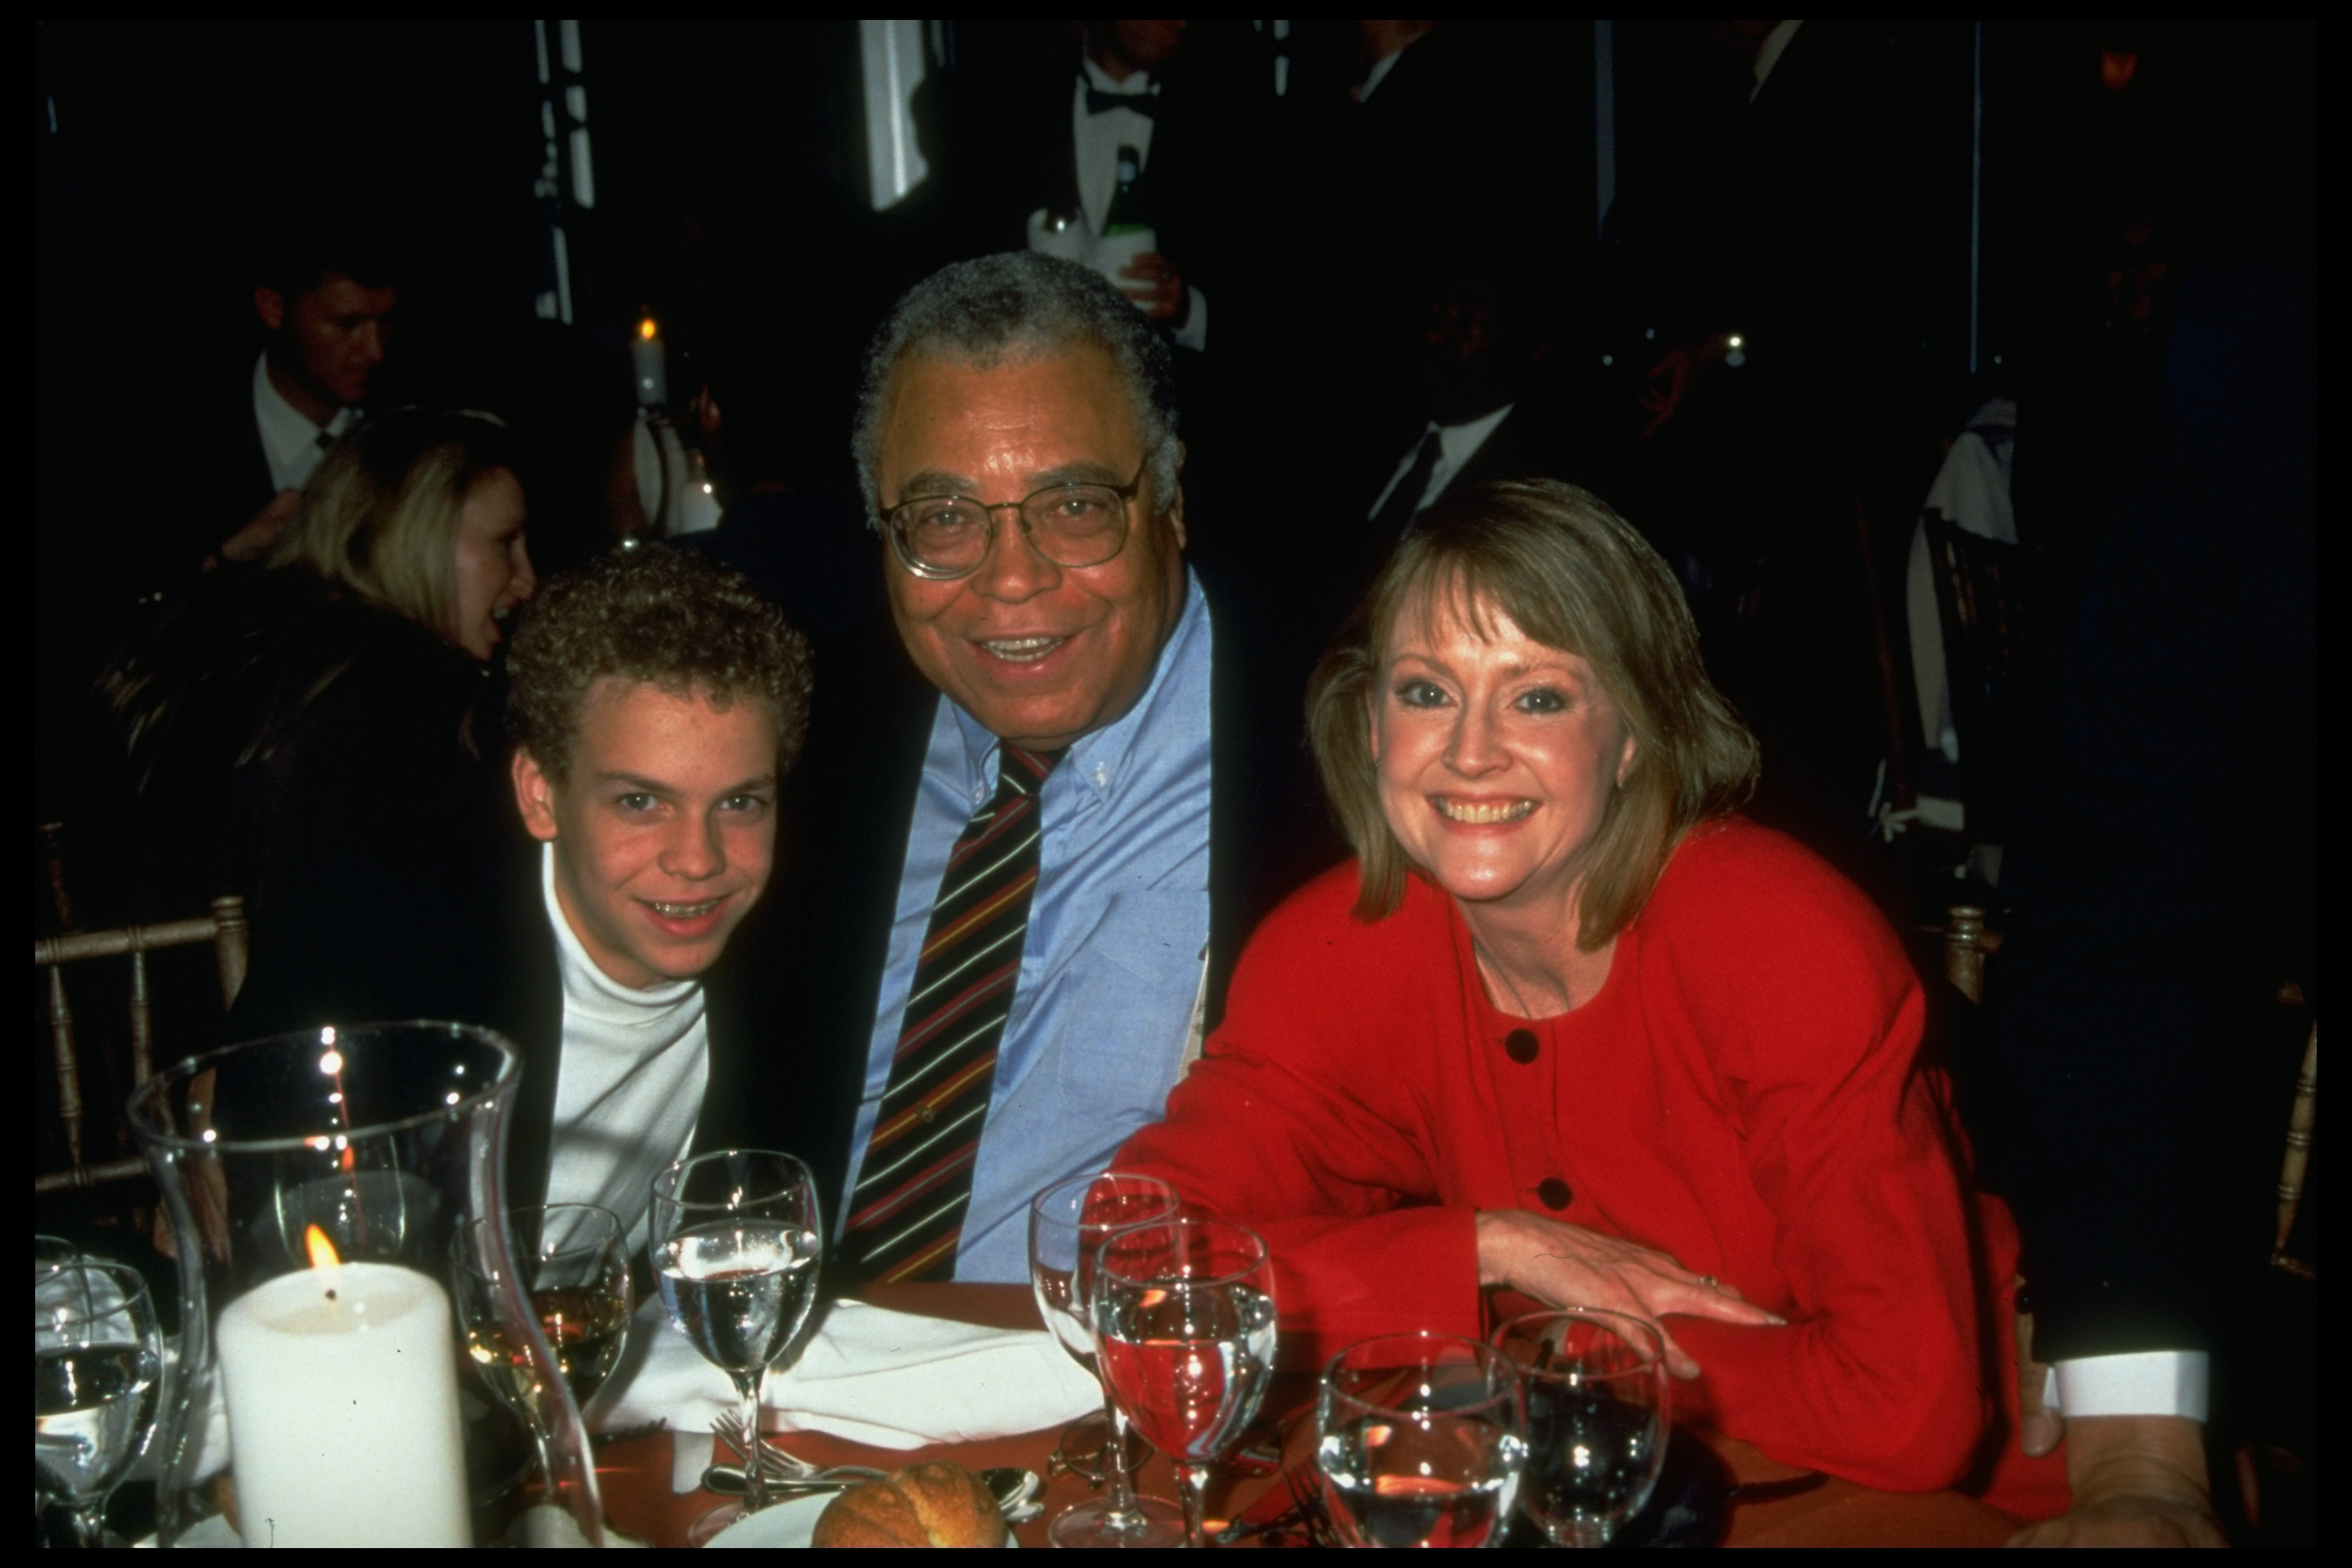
top-left (594, 1283), bottom-right (2023, 1549)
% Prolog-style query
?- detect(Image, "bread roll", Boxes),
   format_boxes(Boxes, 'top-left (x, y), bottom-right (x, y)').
top-left (811, 1462), bottom-right (1008, 1549)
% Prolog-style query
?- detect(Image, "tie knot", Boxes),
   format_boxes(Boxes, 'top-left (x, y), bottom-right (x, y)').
top-left (999, 743), bottom-right (1067, 790)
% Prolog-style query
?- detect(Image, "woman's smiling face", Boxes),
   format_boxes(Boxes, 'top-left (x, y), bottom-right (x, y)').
top-left (1371, 580), bottom-right (1637, 916)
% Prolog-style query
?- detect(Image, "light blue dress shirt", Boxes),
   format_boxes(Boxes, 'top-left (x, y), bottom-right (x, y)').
top-left (845, 573), bottom-right (1214, 1282)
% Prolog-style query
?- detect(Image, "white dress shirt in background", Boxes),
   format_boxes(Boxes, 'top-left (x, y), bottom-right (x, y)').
top-left (538, 843), bottom-right (710, 1253)
top-left (1364, 403), bottom-right (1517, 526)
top-left (1070, 57), bottom-right (1208, 353)
top-left (250, 351), bottom-right (358, 495)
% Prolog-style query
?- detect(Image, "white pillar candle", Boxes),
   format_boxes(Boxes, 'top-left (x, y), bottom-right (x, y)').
top-left (215, 1257), bottom-right (471, 1547)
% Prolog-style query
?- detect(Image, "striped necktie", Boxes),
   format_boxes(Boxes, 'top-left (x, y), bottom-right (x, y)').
top-left (841, 742), bottom-right (1064, 1282)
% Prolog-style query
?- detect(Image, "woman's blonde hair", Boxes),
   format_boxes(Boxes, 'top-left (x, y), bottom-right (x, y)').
top-left (269, 408), bottom-right (518, 646)
top-left (1308, 478), bottom-right (1759, 946)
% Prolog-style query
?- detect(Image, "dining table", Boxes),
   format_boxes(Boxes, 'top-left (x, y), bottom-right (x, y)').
top-left (592, 1282), bottom-right (2026, 1548)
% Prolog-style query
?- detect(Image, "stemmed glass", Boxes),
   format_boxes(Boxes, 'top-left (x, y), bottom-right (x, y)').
top-left (1315, 1331), bottom-right (1528, 1547)
top-left (649, 1149), bottom-right (824, 1547)
top-left (1093, 1217), bottom-right (1279, 1549)
top-left (1027, 1172), bottom-right (1187, 1547)
top-left (452, 1204), bottom-right (634, 1499)
top-left (34, 1260), bottom-right (164, 1549)
top-left (1493, 1308), bottom-right (1670, 1547)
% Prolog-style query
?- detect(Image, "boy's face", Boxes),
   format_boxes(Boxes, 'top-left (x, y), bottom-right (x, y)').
top-left (512, 678), bottom-right (779, 988)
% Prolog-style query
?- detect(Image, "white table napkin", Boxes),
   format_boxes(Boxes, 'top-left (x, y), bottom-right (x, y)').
top-left (585, 1296), bottom-right (1099, 1491)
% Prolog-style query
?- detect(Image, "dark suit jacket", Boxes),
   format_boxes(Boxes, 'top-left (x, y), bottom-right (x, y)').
top-left (711, 550), bottom-right (1344, 1246)
top-left (1989, 196), bottom-right (2316, 1362)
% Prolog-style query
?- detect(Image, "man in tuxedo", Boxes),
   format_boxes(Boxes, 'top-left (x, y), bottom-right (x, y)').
top-left (1993, 196), bottom-right (2313, 1547)
top-left (748, 252), bottom-right (1332, 1287)
top-left (926, 21), bottom-right (1220, 354)
top-left (228, 544), bottom-right (815, 1247)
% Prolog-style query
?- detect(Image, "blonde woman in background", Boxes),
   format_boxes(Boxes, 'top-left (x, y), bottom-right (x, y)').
top-left (97, 410), bottom-right (537, 1040)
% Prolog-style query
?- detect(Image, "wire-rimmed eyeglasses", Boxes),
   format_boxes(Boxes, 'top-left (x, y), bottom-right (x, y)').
top-left (884, 459), bottom-right (1148, 580)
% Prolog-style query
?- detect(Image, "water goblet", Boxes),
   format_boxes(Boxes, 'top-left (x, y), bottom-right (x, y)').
top-left (1493, 1308), bottom-right (1670, 1547)
top-left (1093, 1217), bottom-right (1279, 1548)
top-left (1027, 1171), bottom-right (1186, 1547)
top-left (649, 1149), bottom-right (824, 1547)
top-left (34, 1260), bottom-right (164, 1548)
top-left (1315, 1331), bottom-right (1527, 1547)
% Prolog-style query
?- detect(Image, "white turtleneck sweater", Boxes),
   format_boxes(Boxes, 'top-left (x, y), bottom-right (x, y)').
top-left (538, 844), bottom-right (710, 1252)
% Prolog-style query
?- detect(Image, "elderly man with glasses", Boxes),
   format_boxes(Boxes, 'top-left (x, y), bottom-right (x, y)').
top-left (759, 252), bottom-right (1247, 1287)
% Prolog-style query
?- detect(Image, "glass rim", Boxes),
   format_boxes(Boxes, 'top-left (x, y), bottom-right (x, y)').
top-left (124, 1021), bottom-right (521, 1155)
top-left (1320, 1330), bottom-right (1520, 1419)
top-left (649, 1147), bottom-right (818, 1213)
top-left (1491, 1306), bottom-right (1665, 1376)
top-left (1093, 1214), bottom-right (1267, 1292)
top-left (1027, 1168), bottom-right (1176, 1224)
top-left (34, 1258), bottom-right (153, 1327)
top-left (464, 1201), bottom-right (626, 1257)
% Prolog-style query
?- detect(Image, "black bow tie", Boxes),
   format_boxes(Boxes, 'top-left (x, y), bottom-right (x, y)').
top-left (1083, 85), bottom-right (1158, 119)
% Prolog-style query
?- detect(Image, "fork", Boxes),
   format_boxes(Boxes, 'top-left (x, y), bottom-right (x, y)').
top-left (712, 1410), bottom-right (887, 1485)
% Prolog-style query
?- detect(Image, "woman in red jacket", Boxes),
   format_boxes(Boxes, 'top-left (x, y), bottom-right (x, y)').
top-left (1117, 479), bottom-right (2063, 1515)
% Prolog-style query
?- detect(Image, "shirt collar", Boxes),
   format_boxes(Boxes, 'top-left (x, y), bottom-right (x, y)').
top-left (949, 567), bottom-right (1209, 808)
top-left (1436, 402), bottom-right (1515, 465)
top-left (1080, 55), bottom-right (1156, 97)
top-left (252, 350), bottom-right (359, 470)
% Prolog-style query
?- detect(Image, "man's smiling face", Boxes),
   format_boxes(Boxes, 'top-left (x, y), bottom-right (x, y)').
top-left (877, 345), bottom-right (1186, 752)
top-left (511, 678), bottom-right (779, 988)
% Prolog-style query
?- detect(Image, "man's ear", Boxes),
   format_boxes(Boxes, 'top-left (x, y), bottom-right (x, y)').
top-left (511, 749), bottom-right (561, 842)
top-left (253, 287), bottom-right (286, 333)
top-left (1165, 482), bottom-right (1188, 552)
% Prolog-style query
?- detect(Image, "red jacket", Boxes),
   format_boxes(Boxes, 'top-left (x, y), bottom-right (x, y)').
top-left (1119, 819), bottom-right (2066, 1515)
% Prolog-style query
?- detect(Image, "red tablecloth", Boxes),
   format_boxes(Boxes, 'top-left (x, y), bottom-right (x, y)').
top-left (595, 1283), bottom-right (2021, 1548)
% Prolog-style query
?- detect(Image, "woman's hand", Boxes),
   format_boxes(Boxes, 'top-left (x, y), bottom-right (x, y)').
top-left (1477, 1210), bottom-right (1785, 1379)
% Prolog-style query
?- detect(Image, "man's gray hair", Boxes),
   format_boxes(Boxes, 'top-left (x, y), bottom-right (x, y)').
top-left (852, 252), bottom-right (1181, 525)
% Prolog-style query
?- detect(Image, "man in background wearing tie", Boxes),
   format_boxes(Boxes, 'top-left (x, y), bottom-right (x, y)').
top-left (207, 227), bottom-right (399, 568)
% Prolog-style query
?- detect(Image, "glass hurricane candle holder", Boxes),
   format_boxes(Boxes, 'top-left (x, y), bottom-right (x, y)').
top-left (127, 1022), bottom-right (604, 1547)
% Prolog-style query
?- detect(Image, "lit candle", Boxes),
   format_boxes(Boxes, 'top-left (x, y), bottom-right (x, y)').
top-left (632, 316), bottom-right (668, 408)
top-left (214, 1227), bottom-right (470, 1547)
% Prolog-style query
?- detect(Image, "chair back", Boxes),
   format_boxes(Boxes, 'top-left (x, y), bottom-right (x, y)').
top-left (33, 895), bottom-right (249, 1192)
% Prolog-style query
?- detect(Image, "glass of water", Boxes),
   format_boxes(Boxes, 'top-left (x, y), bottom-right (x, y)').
top-left (1316, 1331), bottom-right (1527, 1547)
top-left (1493, 1308), bottom-right (1669, 1547)
top-left (34, 1260), bottom-right (164, 1548)
top-left (649, 1149), bottom-right (824, 1547)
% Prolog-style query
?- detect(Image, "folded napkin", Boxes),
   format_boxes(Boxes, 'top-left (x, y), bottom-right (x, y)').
top-left (588, 1296), bottom-right (1099, 1488)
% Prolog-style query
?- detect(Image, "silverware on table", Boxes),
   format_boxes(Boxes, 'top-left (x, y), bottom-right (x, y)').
top-left (699, 1462), bottom-right (1044, 1524)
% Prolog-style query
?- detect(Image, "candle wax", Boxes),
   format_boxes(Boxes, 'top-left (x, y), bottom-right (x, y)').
top-left (215, 1259), bottom-right (471, 1547)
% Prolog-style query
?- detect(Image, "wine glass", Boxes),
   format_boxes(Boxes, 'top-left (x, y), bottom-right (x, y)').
top-left (34, 1260), bottom-right (164, 1549)
top-left (1027, 1172), bottom-right (1186, 1548)
top-left (1315, 1331), bottom-right (1527, 1547)
top-left (1493, 1308), bottom-right (1670, 1547)
top-left (452, 1204), bottom-right (634, 1498)
top-left (649, 1149), bottom-right (824, 1547)
top-left (1093, 1218), bottom-right (1279, 1549)
top-left (510, 1204), bottom-right (634, 1410)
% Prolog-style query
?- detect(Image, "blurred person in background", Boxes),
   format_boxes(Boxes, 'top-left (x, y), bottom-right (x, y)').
top-left (204, 221), bottom-right (401, 570)
top-left (96, 409), bottom-right (533, 1032)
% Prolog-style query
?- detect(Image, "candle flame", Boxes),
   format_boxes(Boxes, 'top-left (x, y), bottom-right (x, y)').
top-left (305, 1224), bottom-right (342, 1273)
top-left (639, 317), bottom-right (658, 340)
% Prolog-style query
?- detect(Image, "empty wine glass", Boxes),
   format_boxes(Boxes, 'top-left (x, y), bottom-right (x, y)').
top-left (1315, 1331), bottom-right (1527, 1547)
top-left (1493, 1308), bottom-right (1670, 1547)
top-left (34, 1260), bottom-right (163, 1548)
top-left (649, 1150), bottom-right (823, 1547)
top-left (1028, 1171), bottom-right (1186, 1548)
top-left (1093, 1218), bottom-right (1279, 1549)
